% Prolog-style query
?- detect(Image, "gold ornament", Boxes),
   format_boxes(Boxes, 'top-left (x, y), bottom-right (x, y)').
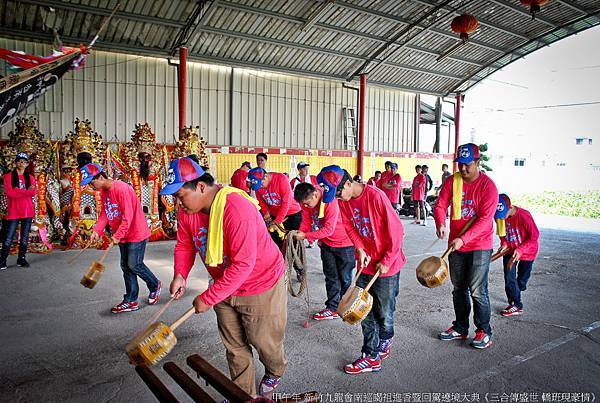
top-left (3, 116), bottom-right (48, 172)
top-left (61, 118), bottom-right (105, 169)
top-left (174, 126), bottom-right (209, 167)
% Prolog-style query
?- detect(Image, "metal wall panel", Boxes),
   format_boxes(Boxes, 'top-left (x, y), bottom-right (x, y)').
top-left (2, 38), bottom-right (415, 152)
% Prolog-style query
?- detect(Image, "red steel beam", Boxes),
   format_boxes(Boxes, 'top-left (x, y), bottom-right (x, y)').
top-left (178, 47), bottom-right (187, 137)
top-left (358, 74), bottom-right (366, 177)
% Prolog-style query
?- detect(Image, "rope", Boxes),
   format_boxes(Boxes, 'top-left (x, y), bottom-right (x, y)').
top-left (284, 230), bottom-right (308, 298)
top-left (283, 229), bottom-right (312, 328)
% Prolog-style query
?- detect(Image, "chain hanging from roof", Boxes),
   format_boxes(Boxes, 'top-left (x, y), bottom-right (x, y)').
top-left (520, 0), bottom-right (549, 20)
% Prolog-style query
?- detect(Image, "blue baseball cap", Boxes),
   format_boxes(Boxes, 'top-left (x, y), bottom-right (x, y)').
top-left (80, 163), bottom-right (103, 186)
top-left (390, 162), bottom-right (398, 170)
top-left (495, 193), bottom-right (511, 219)
top-left (247, 167), bottom-right (267, 191)
top-left (317, 165), bottom-right (349, 203)
top-left (455, 143), bottom-right (481, 164)
top-left (160, 157), bottom-right (205, 195)
top-left (16, 152), bottom-right (29, 161)
top-left (297, 161), bottom-right (310, 169)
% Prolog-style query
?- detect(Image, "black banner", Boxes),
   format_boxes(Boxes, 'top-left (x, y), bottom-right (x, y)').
top-left (0, 51), bottom-right (80, 128)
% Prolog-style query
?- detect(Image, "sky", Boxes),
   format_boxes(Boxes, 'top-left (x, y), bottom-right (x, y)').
top-left (423, 24), bottom-right (600, 192)
top-left (461, 24), bottom-right (600, 159)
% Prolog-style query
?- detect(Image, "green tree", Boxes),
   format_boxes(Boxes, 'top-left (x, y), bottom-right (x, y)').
top-left (479, 143), bottom-right (492, 171)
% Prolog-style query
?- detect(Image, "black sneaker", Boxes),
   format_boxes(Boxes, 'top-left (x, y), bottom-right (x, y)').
top-left (17, 257), bottom-right (30, 268)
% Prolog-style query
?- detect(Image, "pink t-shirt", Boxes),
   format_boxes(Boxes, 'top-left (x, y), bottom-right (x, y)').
top-left (299, 191), bottom-right (352, 248)
top-left (174, 192), bottom-right (285, 306)
top-left (339, 184), bottom-right (406, 277)
top-left (377, 171), bottom-right (391, 191)
top-left (93, 180), bottom-right (150, 243)
top-left (433, 173), bottom-right (498, 252)
top-left (501, 207), bottom-right (540, 261)
top-left (230, 168), bottom-right (249, 193)
top-left (256, 172), bottom-right (301, 224)
top-left (381, 173), bottom-right (401, 204)
top-left (412, 174), bottom-right (426, 201)
top-left (4, 173), bottom-right (36, 220)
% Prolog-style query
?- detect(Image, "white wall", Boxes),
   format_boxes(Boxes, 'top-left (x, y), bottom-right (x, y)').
top-left (1, 37), bottom-right (415, 152)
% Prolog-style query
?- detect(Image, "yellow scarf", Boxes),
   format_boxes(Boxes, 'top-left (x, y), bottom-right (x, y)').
top-left (206, 186), bottom-right (260, 267)
top-left (496, 218), bottom-right (506, 237)
top-left (451, 172), bottom-right (463, 220)
top-left (318, 200), bottom-right (326, 219)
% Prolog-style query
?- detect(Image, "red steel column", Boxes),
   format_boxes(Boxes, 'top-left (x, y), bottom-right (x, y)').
top-left (178, 47), bottom-right (187, 137)
top-left (358, 74), bottom-right (366, 178)
top-left (453, 92), bottom-right (462, 172)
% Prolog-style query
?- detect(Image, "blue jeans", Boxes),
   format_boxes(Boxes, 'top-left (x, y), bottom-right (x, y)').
top-left (320, 243), bottom-right (355, 311)
top-left (448, 250), bottom-right (493, 336)
top-left (503, 255), bottom-right (534, 309)
top-left (356, 272), bottom-right (400, 357)
top-left (118, 239), bottom-right (159, 302)
top-left (0, 218), bottom-right (33, 262)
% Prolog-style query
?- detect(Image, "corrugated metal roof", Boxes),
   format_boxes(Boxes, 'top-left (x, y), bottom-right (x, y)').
top-left (2, 0), bottom-right (600, 96)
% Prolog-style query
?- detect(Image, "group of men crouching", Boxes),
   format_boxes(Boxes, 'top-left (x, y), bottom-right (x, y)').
top-left (78, 142), bottom-right (539, 398)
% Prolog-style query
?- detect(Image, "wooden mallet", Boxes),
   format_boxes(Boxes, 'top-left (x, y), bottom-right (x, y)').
top-left (416, 217), bottom-right (476, 288)
top-left (126, 307), bottom-right (196, 366)
top-left (80, 245), bottom-right (113, 289)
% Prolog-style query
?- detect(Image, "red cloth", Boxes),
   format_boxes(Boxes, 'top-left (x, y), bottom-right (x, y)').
top-left (3, 173), bottom-right (36, 220)
top-left (380, 173), bottom-right (401, 204)
top-left (256, 172), bottom-right (301, 224)
top-left (290, 175), bottom-right (318, 190)
top-left (299, 190), bottom-right (352, 248)
top-left (339, 184), bottom-right (406, 277)
top-left (433, 173), bottom-right (498, 252)
top-left (93, 180), bottom-right (150, 243)
top-left (500, 207), bottom-right (540, 261)
top-left (230, 168), bottom-right (249, 193)
top-left (411, 174), bottom-right (426, 201)
top-left (174, 192), bottom-right (285, 306)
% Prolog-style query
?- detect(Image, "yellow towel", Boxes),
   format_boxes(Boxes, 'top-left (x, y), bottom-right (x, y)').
top-left (451, 172), bottom-right (463, 220)
top-left (206, 186), bottom-right (260, 267)
top-left (318, 200), bottom-right (326, 219)
top-left (496, 218), bottom-right (506, 237)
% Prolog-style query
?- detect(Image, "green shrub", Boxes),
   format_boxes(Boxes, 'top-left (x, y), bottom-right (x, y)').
top-left (511, 191), bottom-right (600, 219)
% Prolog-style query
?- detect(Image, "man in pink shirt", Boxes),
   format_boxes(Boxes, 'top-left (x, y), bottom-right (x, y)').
top-left (380, 162), bottom-right (402, 210)
top-left (293, 182), bottom-right (355, 321)
top-left (377, 161), bottom-right (392, 192)
top-left (412, 165), bottom-right (427, 225)
top-left (434, 143), bottom-right (498, 349)
top-left (161, 157), bottom-right (287, 397)
top-left (230, 161), bottom-right (251, 193)
top-left (82, 163), bottom-right (161, 314)
top-left (367, 171), bottom-right (382, 187)
top-left (289, 161), bottom-right (318, 190)
top-left (494, 194), bottom-right (540, 317)
top-left (318, 165), bottom-right (406, 375)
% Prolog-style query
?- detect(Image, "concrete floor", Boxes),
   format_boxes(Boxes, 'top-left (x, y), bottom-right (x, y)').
top-left (1, 217), bottom-right (599, 402)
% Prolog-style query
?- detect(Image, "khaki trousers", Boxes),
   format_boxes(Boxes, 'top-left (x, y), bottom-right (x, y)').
top-left (213, 275), bottom-right (288, 396)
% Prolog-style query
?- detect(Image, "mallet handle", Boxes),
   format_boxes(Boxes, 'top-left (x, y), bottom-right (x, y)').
top-left (97, 244), bottom-right (113, 265)
top-left (171, 308), bottom-right (195, 331)
top-left (363, 268), bottom-right (381, 293)
top-left (441, 217), bottom-right (477, 260)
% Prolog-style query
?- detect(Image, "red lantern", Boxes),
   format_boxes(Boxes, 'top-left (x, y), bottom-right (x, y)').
top-left (451, 14), bottom-right (478, 43)
top-left (520, 0), bottom-right (549, 19)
